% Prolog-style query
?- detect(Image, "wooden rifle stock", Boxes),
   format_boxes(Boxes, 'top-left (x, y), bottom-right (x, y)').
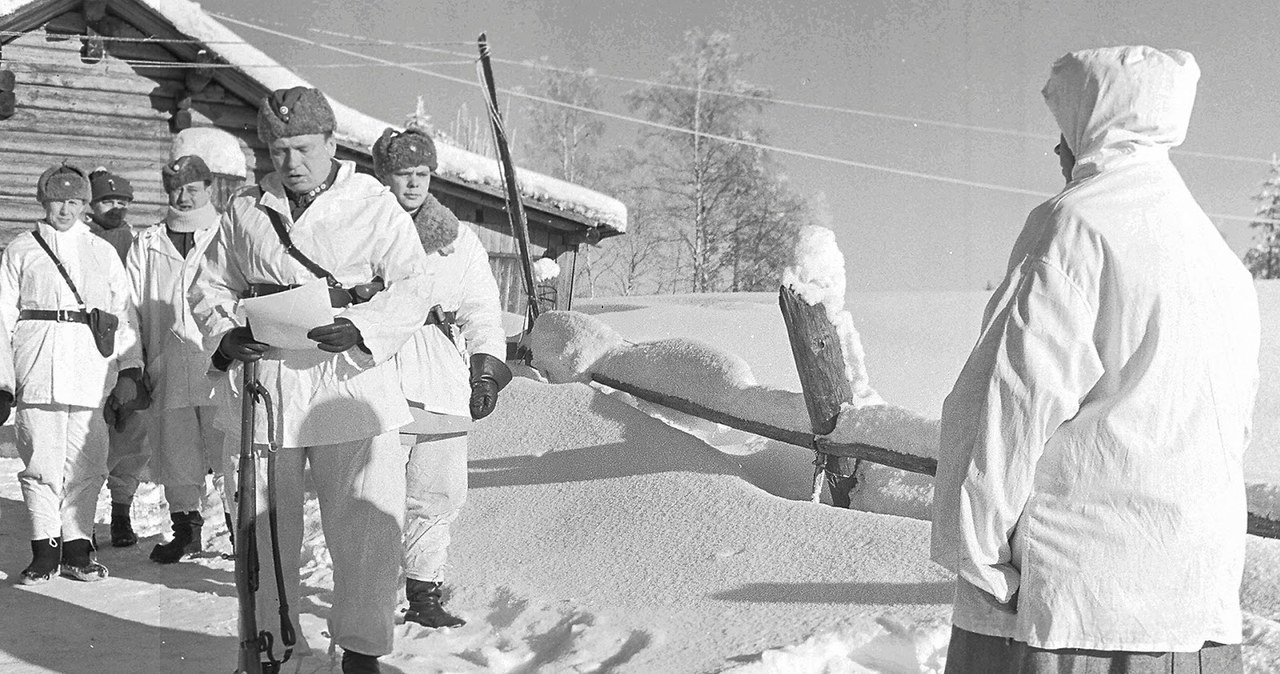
top-left (234, 360), bottom-right (261, 674)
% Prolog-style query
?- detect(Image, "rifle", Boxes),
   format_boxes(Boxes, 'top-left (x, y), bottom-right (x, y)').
top-left (233, 360), bottom-right (294, 674)
top-left (234, 360), bottom-right (261, 674)
top-left (477, 33), bottom-right (541, 333)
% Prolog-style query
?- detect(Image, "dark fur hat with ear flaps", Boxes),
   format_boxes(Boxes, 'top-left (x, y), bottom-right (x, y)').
top-left (36, 163), bottom-right (90, 203)
top-left (372, 127), bottom-right (438, 178)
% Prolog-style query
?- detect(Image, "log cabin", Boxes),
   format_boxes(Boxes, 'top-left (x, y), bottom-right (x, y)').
top-left (0, 0), bottom-right (627, 326)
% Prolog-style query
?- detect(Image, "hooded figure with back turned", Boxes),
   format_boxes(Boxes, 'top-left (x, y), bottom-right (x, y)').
top-left (932, 46), bottom-right (1259, 674)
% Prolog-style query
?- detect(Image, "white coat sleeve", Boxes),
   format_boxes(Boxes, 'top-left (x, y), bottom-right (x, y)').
top-left (954, 257), bottom-right (1103, 603)
top-left (0, 251), bottom-right (15, 395)
top-left (456, 230), bottom-right (506, 361)
top-left (340, 200), bottom-right (435, 364)
top-left (124, 235), bottom-right (148, 368)
top-left (190, 211), bottom-right (248, 352)
top-left (107, 249), bottom-right (143, 372)
top-left (0, 244), bottom-right (20, 344)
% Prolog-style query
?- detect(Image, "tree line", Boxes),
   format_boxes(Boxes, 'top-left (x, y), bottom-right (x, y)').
top-left (513, 30), bottom-right (814, 297)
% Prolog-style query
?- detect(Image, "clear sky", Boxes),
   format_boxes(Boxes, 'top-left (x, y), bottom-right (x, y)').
top-left (206, 0), bottom-right (1280, 292)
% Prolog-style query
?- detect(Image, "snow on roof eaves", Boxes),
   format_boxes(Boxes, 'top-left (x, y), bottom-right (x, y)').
top-left (0, 0), bottom-right (627, 232)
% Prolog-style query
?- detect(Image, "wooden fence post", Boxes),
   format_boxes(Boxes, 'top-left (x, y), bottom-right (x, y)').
top-left (778, 285), bottom-right (859, 506)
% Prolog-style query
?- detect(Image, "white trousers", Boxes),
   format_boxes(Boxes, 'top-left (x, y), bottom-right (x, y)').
top-left (154, 406), bottom-right (226, 513)
top-left (16, 404), bottom-right (109, 541)
top-left (403, 432), bottom-right (469, 582)
top-left (105, 410), bottom-right (148, 505)
top-left (245, 432), bottom-right (407, 658)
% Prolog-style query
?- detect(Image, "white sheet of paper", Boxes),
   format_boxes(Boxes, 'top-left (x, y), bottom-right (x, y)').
top-left (240, 281), bottom-right (335, 351)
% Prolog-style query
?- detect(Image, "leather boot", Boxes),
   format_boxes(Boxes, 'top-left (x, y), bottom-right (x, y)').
top-left (341, 649), bottom-right (380, 674)
top-left (224, 511), bottom-right (234, 548)
top-left (20, 537), bottom-right (61, 585)
top-left (405, 579), bottom-right (466, 628)
top-left (61, 538), bottom-right (108, 582)
top-left (110, 501), bottom-right (137, 547)
top-left (150, 511), bottom-right (203, 564)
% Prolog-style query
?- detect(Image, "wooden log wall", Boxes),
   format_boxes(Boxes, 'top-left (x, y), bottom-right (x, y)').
top-left (0, 8), bottom-right (595, 319)
top-left (0, 10), bottom-right (260, 244)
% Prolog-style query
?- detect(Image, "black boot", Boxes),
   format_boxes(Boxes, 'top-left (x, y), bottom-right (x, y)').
top-left (405, 579), bottom-right (466, 628)
top-left (150, 511), bottom-right (203, 564)
top-left (110, 501), bottom-right (137, 547)
top-left (19, 537), bottom-right (61, 585)
top-left (61, 538), bottom-right (108, 582)
top-left (341, 649), bottom-right (380, 674)
top-left (224, 511), bottom-right (234, 548)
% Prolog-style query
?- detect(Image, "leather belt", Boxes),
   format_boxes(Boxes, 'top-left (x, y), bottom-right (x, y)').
top-left (244, 282), bottom-right (354, 309)
top-left (244, 278), bottom-right (386, 309)
top-left (18, 309), bottom-right (90, 324)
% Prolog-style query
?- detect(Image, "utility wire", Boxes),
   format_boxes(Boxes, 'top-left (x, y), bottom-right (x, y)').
top-left (13, 16), bottom-right (1271, 167)
top-left (6, 56), bottom-right (474, 70)
top-left (0, 27), bottom-right (473, 47)
top-left (9, 12), bottom-right (1274, 226)
top-left (213, 10), bottom-right (1280, 227)
top-left (294, 22), bottom-right (1271, 166)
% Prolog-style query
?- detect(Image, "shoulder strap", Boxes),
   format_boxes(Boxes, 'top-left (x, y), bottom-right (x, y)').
top-left (260, 206), bottom-right (341, 288)
top-left (32, 230), bottom-right (86, 308)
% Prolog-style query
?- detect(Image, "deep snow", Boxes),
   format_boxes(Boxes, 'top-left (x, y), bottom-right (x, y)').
top-left (0, 284), bottom-right (1277, 673)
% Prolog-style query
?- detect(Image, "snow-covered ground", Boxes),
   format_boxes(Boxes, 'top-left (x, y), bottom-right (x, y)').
top-left (1, 283), bottom-right (1278, 673)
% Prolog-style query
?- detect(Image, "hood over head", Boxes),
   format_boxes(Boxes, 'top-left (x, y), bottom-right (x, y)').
top-left (1042, 46), bottom-right (1199, 181)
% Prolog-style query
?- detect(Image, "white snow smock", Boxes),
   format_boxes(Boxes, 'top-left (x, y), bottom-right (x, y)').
top-left (0, 221), bottom-right (142, 406)
top-left (395, 224), bottom-right (505, 417)
top-left (126, 224), bottom-right (221, 410)
top-left (190, 161), bottom-right (434, 447)
top-left (930, 46), bottom-right (1261, 651)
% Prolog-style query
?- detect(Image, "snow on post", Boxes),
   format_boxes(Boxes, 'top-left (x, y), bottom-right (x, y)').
top-left (781, 226), bottom-right (882, 409)
top-left (532, 257), bottom-right (561, 284)
top-left (782, 226), bottom-right (940, 520)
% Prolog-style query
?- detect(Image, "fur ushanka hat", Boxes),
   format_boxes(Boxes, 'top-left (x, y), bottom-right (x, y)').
top-left (36, 163), bottom-right (90, 203)
top-left (371, 127), bottom-right (438, 178)
top-left (257, 86), bottom-right (336, 143)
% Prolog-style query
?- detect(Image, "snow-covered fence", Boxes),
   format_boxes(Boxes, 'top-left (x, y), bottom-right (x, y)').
top-left (529, 223), bottom-right (1280, 538)
top-left (588, 372), bottom-right (937, 477)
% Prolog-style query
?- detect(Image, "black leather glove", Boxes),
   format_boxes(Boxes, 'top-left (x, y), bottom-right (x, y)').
top-left (307, 317), bottom-right (364, 353)
top-left (469, 353), bottom-right (512, 420)
top-left (0, 390), bottom-right (12, 426)
top-left (218, 325), bottom-right (270, 363)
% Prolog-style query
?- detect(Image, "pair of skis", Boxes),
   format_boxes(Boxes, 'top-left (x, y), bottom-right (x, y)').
top-left (478, 33), bottom-right (542, 335)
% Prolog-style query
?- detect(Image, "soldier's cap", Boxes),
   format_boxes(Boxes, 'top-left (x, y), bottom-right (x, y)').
top-left (170, 127), bottom-right (248, 179)
top-left (89, 169), bottom-right (134, 203)
top-left (372, 126), bottom-right (438, 178)
top-left (257, 86), bottom-right (336, 143)
top-left (162, 155), bottom-right (213, 193)
top-left (36, 163), bottom-right (90, 204)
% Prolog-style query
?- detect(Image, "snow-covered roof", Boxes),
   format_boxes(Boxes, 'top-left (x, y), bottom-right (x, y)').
top-left (0, 0), bottom-right (628, 233)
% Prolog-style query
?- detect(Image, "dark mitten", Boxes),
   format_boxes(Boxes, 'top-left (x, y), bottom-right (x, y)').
top-left (218, 325), bottom-right (269, 363)
top-left (469, 353), bottom-right (512, 420)
top-left (306, 317), bottom-right (363, 353)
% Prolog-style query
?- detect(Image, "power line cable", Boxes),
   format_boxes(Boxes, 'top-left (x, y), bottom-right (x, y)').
top-left (7, 56), bottom-right (474, 70)
top-left (22, 12), bottom-right (1267, 167)
top-left (0, 27), bottom-right (473, 47)
top-left (291, 22), bottom-right (1271, 166)
top-left (60, 12), bottom-right (1272, 227)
